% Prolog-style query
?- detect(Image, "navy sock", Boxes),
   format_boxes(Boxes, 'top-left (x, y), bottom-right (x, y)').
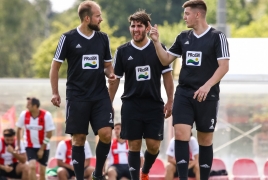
top-left (95, 140), bottom-right (111, 177)
top-left (199, 144), bottom-right (213, 180)
top-left (142, 150), bottom-right (159, 174)
top-left (72, 145), bottom-right (85, 180)
top-left (128, 151), bottom-right (141, 180)
top-left (175, 140), bottom-right (189, 180)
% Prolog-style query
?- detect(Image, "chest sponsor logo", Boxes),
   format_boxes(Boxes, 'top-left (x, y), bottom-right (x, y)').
top-left (82, 54), bottom-right (99, 69)
top-left (186, 51), bottom-right (202, 66)
top-left (135, 65), bottom-right (151, 81)
top-left (26, 124), bottom-right (43, 130)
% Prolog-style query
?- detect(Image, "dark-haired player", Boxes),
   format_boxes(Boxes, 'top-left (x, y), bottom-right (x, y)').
top-left (149, 0), bottom-right (230, 179)
top-left (16, 97), bottom-right (55, 180)
top-left (109, 10), bottom-right (174, 180)
top-left (50, 1), bottom-right (116, 179)
top-left (0, 128), bottom-right (29, 180)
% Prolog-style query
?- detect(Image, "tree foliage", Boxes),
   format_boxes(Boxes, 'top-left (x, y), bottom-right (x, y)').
top-left (231, 15), bottom-right (268, 37)
top-left (0, 0), bottom-right (52, 77)
top-left (93, 0), bottom-right (187, 38)
top-left (31, 12), bottom-right (126, 78)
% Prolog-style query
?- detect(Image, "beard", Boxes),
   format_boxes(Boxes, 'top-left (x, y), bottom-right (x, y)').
top-left (87, 22), bottom-right (100, 31)
top-left (132, 31), bottom-right (147, 43)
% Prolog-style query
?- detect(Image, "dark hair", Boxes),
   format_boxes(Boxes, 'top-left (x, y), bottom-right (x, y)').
top-left (3, 128), bottom-right (16, 137)
top-left (182, 0), bottom-right (207, 13)
top-left (114, 122), bottom-right (121, 127)
top-left (78, 0), bottom-right (100, 21)
top-left (27, 97), bottom-right (40, 108)
top-left (128, 10), bottom-right (151, 27)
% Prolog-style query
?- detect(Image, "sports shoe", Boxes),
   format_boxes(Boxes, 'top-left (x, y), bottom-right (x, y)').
top-left (91, 171), bottom-right (106, 180)
top-left (140, 171), bottom-right (149, 180)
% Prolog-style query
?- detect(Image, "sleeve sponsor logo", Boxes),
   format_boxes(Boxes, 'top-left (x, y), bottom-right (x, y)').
top-left (82, 54), bottom-right (99, 69)
top-left (186, 51), bottom-right (202, 66)
top-left (135, 65), bottom-right (151, 81)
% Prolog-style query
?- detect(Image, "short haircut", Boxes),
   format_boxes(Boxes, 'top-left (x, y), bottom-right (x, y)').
top-left (128, 10), bottom-right (151, 27)
top-left (182, 0), bottom-right (207, 14)
top-left (114, 123), bottom-right (121, 127)
top-left (3, 128), bottom-right (16, 137)
top-left (78, 0), bottom-right (100, 21)
top-left (27, 97), bottom-right (40, 108)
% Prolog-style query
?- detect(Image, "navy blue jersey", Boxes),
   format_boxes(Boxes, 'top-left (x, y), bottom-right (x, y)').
top-left (114, 39), bottom-right (172, 103)
top-left (168, 26), bottom-right (230, 100)
top-left (53, 28), bottom-right (112, 101)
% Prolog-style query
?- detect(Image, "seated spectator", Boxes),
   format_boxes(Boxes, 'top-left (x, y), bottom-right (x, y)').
top-left (107, 123), bottom-right (144, 180)
top-left (55, 138), bottom-right (94, 180)
top-left (165, 134), bottom-right (200, 180)
top-left (0, 128), bottom-right (29, 180)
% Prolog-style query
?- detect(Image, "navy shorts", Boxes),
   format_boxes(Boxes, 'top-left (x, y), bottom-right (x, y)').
top-left (26, 147), bottom-right (49, 166)
top-left (108, 164), bottom-right (130, 180)
top-left (65, 98), bottom-right (114, 135)
top-left (120, 99), bottom-right (164, 140)
top-left (172, 94), bottom-right (219, 132)
top-left (0, 162), bottom-right (22, 179)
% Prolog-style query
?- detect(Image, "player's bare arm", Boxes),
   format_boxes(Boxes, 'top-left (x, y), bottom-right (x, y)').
top-left (57, 159), bottom-right (74, 171)
top-left (38, 130), bottom-right (53, 159)
top-left (194, 59), bottom-right (229, 102)
top-left (148, 21), bottom-right (177, 66)
top-left (104, 62), bottom-right (116, 83)
top-left (49, 60), bottom-right (62, 107)
top-left (168, 156), bottom-right (176, 166)
top-left (16, 127), bottom-right (22, 151)
top-left (108, 78), bottom-right (120, 103)
top-left (162, 71), bottom-right (174, 118)
top-left (6, 145), bottom-right (27, 163)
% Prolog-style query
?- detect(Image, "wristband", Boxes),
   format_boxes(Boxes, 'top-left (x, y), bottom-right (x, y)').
top-left (43, 137), bottom-right (50, 144)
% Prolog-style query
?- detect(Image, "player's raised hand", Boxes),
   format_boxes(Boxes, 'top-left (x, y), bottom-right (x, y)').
top-left (148, 21), bottom-right (159, 42)
top-left (51, 94), bottom-right (61, 107)
top-left (108, 73), bottom-right (116, 84)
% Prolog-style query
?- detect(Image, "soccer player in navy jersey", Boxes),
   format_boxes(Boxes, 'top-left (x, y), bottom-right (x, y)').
top-left (109, 10), bottom-right (174, 180)
top-left (50, 1), bottom-right (116, 180)
top-left (149, 0), bottom-right (230, 179)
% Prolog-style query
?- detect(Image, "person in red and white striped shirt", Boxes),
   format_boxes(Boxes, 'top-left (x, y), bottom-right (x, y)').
top-left (0, 128), bottom-right (29, 180)
top-left (107, 123), bottom-right (144, 180)
top-left (165, 135), bottom-right (200, 180)
top-left (55, 138), bottom-right (94, 180)
top-left (16, 97), bottom-right (55, 180)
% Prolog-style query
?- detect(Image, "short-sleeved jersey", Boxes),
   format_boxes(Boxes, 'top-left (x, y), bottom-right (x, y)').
top-left (0, 138), bottom-right (26, 165)
top-left (166, 137), bottom-right (198, 160)
top-left (55, 139), bottom-right (92, 165)
top-left (53, 27), bottom-right (112, 101)
top-left (113, 39), bottom-right (172, 103)
top-left (16, 110), bottom-right (55, 149)
top-left (107, 138), bottom-right (143, 166)
top-left (168, 26), bottom-right (230, 100)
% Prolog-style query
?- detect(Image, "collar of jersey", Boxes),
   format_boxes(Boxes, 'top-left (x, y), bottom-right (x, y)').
top-left (193, 25), bottom-right (211, 38)
top-left (76, 27), bottom-right (95, 40)
top-left (130, 38), bottom-right (151, 50)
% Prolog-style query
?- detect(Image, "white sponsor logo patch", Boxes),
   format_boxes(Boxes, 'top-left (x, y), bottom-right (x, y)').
top-left (186, 51), bottom-right (202, 66)
top-left (26, 125), bottom-right (43, 130)
top-left (135, 65), bottom-right (151, 81)
top-left (82, 54), bottom-right (99, 69)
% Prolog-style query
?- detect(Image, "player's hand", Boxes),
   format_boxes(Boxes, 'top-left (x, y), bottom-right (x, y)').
top-left (193, 84), bottom-right (212, 102)
top-left (148, 21), bottom-right (159, 43)
top-left (37, 149), bottom-right (44, 159)
top-left (15, 146), bottom-right (21, 153)
top-left (4, 166), bottom-right (13, 173)
top-left (164, 100), bottom-right (173, 118)
top-left (51, 94), bottom-right (61, 107)
top-left (108, 73), bottom-right (116, 84)
top-left (6, 145), bottom-right (14, 154)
